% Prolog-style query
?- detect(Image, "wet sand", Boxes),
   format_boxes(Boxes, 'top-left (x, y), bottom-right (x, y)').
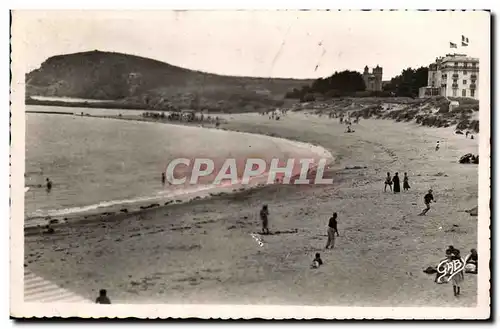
top-left (24, 112), bottom-right (479, 306)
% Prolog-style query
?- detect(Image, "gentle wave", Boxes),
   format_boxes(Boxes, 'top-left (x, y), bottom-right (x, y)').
top-left (25, 113), bottom-right (335, 225)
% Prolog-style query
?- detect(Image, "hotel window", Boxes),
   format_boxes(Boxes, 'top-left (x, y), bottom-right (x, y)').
top-left (453, 79), bottom-right (458, 84)
top-left (453, 89), bottom-right (457, 97)
top-left (464, 63), bottom-right (468, 68)
top-left (463, 70), bottom-right (468, 75)
top-left (463, 80), bottom-right (467, 85)
top-left (471, 89), bottom-right (475, 97)
top-left (462, 89), bottom-right (467, 97)
top-left (471, 62), bottom-right (477, 68)
top-left (454, 62), bottom-right (458, 67)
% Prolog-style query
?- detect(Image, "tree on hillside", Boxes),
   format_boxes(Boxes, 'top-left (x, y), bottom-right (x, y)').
top-left (285, 70), bottom-right (365, 99)
top-left (311, 70), bottom-right (366, 94)
top-left (383, 66), bottom-right (428, 98)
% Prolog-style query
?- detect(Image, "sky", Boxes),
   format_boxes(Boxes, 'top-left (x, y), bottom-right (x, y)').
top-left (14, 10), bottom-right (489, 80)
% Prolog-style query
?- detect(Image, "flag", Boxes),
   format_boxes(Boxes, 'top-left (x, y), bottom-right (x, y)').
top-left (462, 42), bottom-right (468, 47)
top-left (450, 42), bottom-right (457, 48)
top-left (466, 37), bottom-right (469, 43)
top-left (462, 35), bottom-right (466, 42)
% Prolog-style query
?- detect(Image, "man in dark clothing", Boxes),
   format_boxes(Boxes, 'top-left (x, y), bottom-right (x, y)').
top-left (95, 289), bottom-right (111, 304)
top-left (260, 205), bottom-right (270, 235)
top-left (325, 212), bottom-right (339, 249)
top-left (161, 172), bottom-right (166, 185)
top-left (420, 189), bottom-right (435, 216)
top-left (392, 173), bottom-right (400, 193)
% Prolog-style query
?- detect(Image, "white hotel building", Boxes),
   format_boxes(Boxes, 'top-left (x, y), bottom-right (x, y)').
top-left (419, 53), bottom-right (479, 99)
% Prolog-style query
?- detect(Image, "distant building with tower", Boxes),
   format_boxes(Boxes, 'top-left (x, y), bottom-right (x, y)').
top-left (419, 53), bottom-right (479, 99)
top-left (362, 65), bottom-right (383, 91)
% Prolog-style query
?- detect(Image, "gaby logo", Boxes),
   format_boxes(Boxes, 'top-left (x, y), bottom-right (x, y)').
top-left (164, 157), bottom-right (333, 185)
top-left (436, 258), bottom-right (466, 284)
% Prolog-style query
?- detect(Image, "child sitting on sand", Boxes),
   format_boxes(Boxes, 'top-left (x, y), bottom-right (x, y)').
top-left (464, 249), bottom-right (478, 274)
top-left (311, 253), bottom-right (323, 269)
top-left (95, 289), bottom-right (111, 304)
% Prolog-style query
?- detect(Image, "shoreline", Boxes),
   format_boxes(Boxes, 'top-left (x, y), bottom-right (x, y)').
top-left (24, 108), bottom-right (479, 306)
top-left (25, 110), bottom-right (335, 230)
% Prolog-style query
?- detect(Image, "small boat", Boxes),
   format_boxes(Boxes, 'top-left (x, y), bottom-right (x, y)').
top-left (25, 187), bottom-right (30, 193)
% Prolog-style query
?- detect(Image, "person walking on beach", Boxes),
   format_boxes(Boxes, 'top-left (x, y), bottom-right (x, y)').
top-left (419, 189), bottom-right (435, 216)
top-left (435, 141), bottom-right (440, 151)
top-left (392, 173), bottom-right (401, 193)
top-left (95, 289), bottom-right (111, 304)
top-left (161, 172), bottom-right (166, 185)
top-left (260, 205), bottom-right (270, 235)
top-left (384, 172), bottom-right (392, 192)
top-left (45, 178), bottom-right (52, 193)
top-left (403, 172), bottom-right (411, 191)
top-left (325, 212), bottom-right (339, 249)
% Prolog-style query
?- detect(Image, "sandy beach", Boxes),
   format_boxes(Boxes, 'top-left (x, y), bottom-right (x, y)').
top-left (24, 112), bottom-right (479, 306)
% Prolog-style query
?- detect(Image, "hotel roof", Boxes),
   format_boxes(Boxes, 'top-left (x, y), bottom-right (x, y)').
top-left (440, 53), bottom-right (479, 63)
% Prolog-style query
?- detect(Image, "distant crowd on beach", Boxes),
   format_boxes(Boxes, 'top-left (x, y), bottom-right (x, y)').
top-left (141, 111), bottom-right (222, 127)
top-left (260, 108), bottom-right (289, 121)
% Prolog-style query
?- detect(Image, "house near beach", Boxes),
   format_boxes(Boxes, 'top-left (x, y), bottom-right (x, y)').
top-left (419, 53), bottom-right (479, 99)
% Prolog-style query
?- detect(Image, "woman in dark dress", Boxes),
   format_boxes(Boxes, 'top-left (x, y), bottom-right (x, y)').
top-left (403, 172), bottom-right (411, 191)
top-left (392, 172), bottom-right (401, 193)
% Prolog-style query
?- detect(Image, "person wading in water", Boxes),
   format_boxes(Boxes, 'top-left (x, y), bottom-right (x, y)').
top-left (46, 178), bottom-right (52, 193)
top-left (260, 205), bottom-right (270, 235)
top-left (325, 212), bottom-right (340, 249)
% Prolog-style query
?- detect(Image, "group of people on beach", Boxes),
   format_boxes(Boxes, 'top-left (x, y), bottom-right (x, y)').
top-left (259, 204), bottom-right (340, 251)
top-left (433, 246), bottom-right (478, 297)
top-left (384, 172), bottom-right (411, 193)
top-left (263, 109), bottom-right (288, 121)
top-left (384, 172), bottom-right (435, 215)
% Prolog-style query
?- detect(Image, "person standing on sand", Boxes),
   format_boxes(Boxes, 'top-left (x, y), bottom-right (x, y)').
top-left (403, 172), bottom-right (411, 191)
top-left (325, 212), bottom-right (339, 249)
top-left (384, 172), bottom-right (392, 192)
top-left (95, 289), bottom-right (111, 304)
top-left (161, 172), bottom-right (166, 185)
top-left (260, 205), bottom-right (270, 235)
top-left (435, 141), bottom-right (440, 151)
top-left (450, 249), bottom-right (465, 297)
top-left (419, 189), bottom-right (435, 216)
top-left (392, 173), bottom-right (401, 193)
